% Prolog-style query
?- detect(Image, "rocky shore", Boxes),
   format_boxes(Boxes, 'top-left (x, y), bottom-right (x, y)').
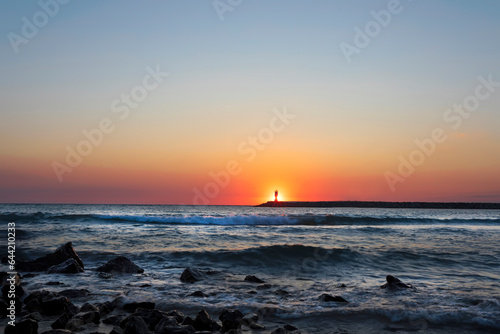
top-left (2, 242), bottom-right (416, 334)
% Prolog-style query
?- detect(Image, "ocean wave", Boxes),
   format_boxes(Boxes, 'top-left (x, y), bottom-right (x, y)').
top-left (2, 212), bottom-right (499, 226)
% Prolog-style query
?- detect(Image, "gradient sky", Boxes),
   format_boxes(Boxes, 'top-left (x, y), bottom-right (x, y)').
top-left (1, 0), bottom-right (500, 205)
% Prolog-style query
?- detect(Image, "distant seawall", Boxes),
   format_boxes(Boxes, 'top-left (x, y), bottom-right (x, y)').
top-left (256, 201), bottom-right (500, 210)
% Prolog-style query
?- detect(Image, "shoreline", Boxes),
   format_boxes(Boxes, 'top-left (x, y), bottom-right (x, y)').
top-left (256, 201), bottom-right (500, 209)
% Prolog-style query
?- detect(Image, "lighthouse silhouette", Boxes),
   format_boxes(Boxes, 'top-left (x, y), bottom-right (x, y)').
top-left (274, 189), bottom-right (278, 202)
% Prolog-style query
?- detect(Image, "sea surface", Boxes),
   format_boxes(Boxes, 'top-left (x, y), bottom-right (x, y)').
top-left (1, 204), bottom-right (499, 333)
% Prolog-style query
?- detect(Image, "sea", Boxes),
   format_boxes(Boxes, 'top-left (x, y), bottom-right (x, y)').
top-left (1, 204), bottom-right (499, 333)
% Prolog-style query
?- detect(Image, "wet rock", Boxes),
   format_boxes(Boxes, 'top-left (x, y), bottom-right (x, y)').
top-left (123, 301), bottom-right (155, 312)
top-left (66, 311), bottom-right (100, 331)
top-left (284, 324), bottom-right (299, 331)
top-left (219, 309), bottom-right (243, 332)
top-left (47, 258), bottom-right (84, 274)
top-left (26, 312), bottom-right (43, 322)
top-left (46, 281), bottom-right (64, 286)
top-left (17, 242), bottom-right (84, 272)
top-left (188, 290), bottom-right (207, 297)
top-left (242, 313), bottom-right (265, 330)
top-left (52, 312), bottom-right (74, 329)
top-left (98, 272), bottom-right (114, 279)
top-left (121, 315), bottom-right (151, 334)
top-left (336, 283), bottom-right (347, 288)
top-left (96, 256), bottom-right (144, 274)
top-left (4, 318), bottom-right (38, 334)
top-left (58, 288), bottom-right (90, 298)
top-left (0, 272), bottom-right (21, 286)
top-left (103, 315), bottom-right (123, 325)
top-left (110, 326), bottom-right (124, 334)
top-left (154, 316), bottom-right (180, 332)
top-left (80, 302), bottom-right (100, 312)
top-left (2, 282), bottom-right (25, 299)
top-left (41, 330), bottom-right (73, 334)
top-left (180, 267), bottom-right (204, 283)
top-left (167, 310), bottom-right (185, 324)
top-left (156, 325), bottom-right (195, 334)
top-left (25, 290), bottom-right (77, 316)
top-left (244, 275), bottom-right (265, 283)
top-left (271, 328), bottom-right (287, 334)
top-left (381, 275), bottom-right (414, 290)
top-left (130, 308), bottom-right (171, 330)
top-left (274, 289), bottom-right (289, 296)
top-left (96, 300), bottom-right (115, 315)
top-left (319, 293), bottom-right (349, 303)
top-left (193, 309), bottom-right (221, 332)
top-left (257, 284), bottom-right (272, 290)
top-left (181, 316), bottom-right (194, 326)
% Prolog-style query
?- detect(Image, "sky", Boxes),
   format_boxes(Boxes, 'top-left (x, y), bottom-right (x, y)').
top-left (1, 0), bottom-right (500, 205)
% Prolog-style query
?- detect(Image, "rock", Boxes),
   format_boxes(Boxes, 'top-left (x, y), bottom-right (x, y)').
top-left (0, 299), bottom-right (7, 316)
top-left (41, 330), bottom-right (73, 334)
top-left (271, 328), bottom-right (287, 334)
top-left (0, 272), bottom-right (21, 286)
top-left (95, 256), bottom-right (144, 274)
top-left (156, 325), bottom-right (195, 334)
top-left (123, 301), bottom-right (155, 312)
top-left (336, 283), bottom-right (347, 288)
top-left (66, 311), bottom-right (101, 331)
top-left (154, 316), bottom-right (180, 332)
top-left (52, 312), bottom-right (73, 329)
top-left (219, 309), bottom-right (243, 332)
top-left (46, 281), bottom-right (64, 286)
top-left (110, 326), bottom-right (124, 334)
top-left (98, 272), bottom-right (114, 279)
top-left (257, 284), bottom-right (272, 290)
top-left (24, 290), bottom-right (77, 316)
top-left (167, 310), bottom-right (185, 324)
top-left (17, 242), bottom-right (84, 272)
top-left (180, 267), bottom-right (204, 283)
top-left (121, 315), bottom-right (151, 334)
top-left (58, 288), bottom-right (90, 298)
top-left (380, 275), bottom-right (414, 290)
top-left (319, 293), bottom-right (349, 303)
top-left (193, 309), bottom-right (221, 332)
top-left (96, 300), bottom-right (115, 315)
top-left (47, 258), bottom-right (84, 274)
top-left (242, 313), bottom-right (265, 330)
top-left (274, 289), bottom-right (289, 296)
top-left (4, 318), bottom-right (38, 334)
top-left (26, 312), bottom-right (44, 322)
top-left (181, 316), bottom-right (194, 326)
top-left (80, 302), bottom-right (100, 312)
top-left (129, 309), bottom-right (170, 330)
top-left (244, 275), bottom-right (265, 283)
top-left (284, 324), bottom-right (299, 331)
top-left (103, 315), bottom-right (123, 325)
top-left (2, 283), bottom-right (25, 299)
top-left (188, 290), bottom-right (207, 297)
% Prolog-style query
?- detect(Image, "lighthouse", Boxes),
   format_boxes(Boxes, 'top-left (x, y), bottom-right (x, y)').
top-left (274, 189), bottom-right (278, 202)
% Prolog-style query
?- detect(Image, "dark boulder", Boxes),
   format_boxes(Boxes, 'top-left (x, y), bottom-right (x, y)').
top-left (381, 275), bottom-right (414, 290)
top-left (167, 310), bottom-right (185, 324)
top-left (244, 275), bottom-right (265, 283)
top-left (58, 288), bottom-right (90, 299)
top-left (193, 309), bottom-right (221, 332)
top-left (80, 302), bottom-right (99, 312)
top-left (2, 282), bottom-right (25, 299)
top-left (17, 242), bottom-right (84, 272)
top-left (66, 311), bottom-right (101, 331)
top-left (47, 258), bottom-right (84, 274)
top-left (180, 268), bottom-right (204, 283)
top-left (319, 293), bottom-right (349, 303)
top-left (121, 315), bottom-right (151, 334)
top-left (103, 315), bottom-right (123, 325)
top-left (25, 290), bottom-right (77, 316)
top-left (96, 256), bottom-right (144, 274)
top-left (123, 301), bottom-right (155, 312)
top-left (188, 290), bottom-right (207, 297)
top-left (5, 318), bottom-right (38, 334)
top-left (154, 316), bottom-right (180, 332)
top-left (219, 309), bottom-right (243, 332)
top-left (41, 330), bottom-right (73, 334)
